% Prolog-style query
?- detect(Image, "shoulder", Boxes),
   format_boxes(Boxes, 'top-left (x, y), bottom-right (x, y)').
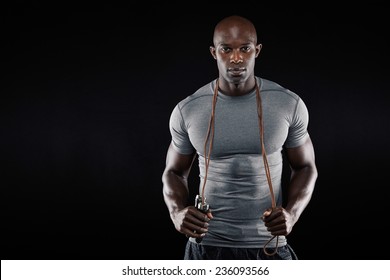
top-left (259, 77), bottom-right (301, 103)
top-left (176, 80), bottom-right (214, 111)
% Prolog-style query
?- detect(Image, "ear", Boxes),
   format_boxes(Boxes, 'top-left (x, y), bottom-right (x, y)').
top-left (209, 46), bottom-right (217, 60)
top-left (255, 43), bottom-right (262, 58)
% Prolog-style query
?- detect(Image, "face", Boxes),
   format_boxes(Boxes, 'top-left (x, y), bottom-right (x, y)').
top-left (210, 24), bottom-right (262, 85)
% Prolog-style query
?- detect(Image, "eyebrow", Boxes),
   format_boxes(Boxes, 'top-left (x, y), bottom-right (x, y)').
top-left (219, 43), bottom-right (252, 47)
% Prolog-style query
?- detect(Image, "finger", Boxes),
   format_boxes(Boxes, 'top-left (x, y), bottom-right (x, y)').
top-left (183, 220), bottom-right (209, 234)
top-left (264, 214), bottom-right (286, 227)
top-left (182, 222), bottom-right (208, 238)
top-left (266, 223), bottom-right (285, 233)
top-left (185, 213), bottom-right (210, 229)
top-left (262, 208), bottom-right (273, 217)
top-left (186, 231), bottom-right (206, 238)
top-left (189, 207), bottom-right (211, 222)
top-left (184, 229), bottom-right (206, 239)
top-left (269, 228), bottom-right (289, 236)
top-left (263, 208), bottom-right (283, 222)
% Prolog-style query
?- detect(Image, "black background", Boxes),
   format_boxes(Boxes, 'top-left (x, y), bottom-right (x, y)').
top-left (2, 3), bottom-right (389, 260)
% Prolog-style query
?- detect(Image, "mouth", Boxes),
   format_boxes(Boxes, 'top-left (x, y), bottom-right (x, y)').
top-left (228, 67), bottom-right (246, 76)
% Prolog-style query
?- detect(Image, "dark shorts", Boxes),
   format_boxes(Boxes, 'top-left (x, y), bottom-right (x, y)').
top-left (184, 240), bottom-right (298, 260)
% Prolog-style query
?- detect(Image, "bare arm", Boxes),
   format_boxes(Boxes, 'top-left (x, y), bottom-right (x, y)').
top-left (284, 136), bottom-right (318, 223)
top-left (162, 142), bottom-right (212, 238)
top-left (263, 136), bottom-right (318, 235)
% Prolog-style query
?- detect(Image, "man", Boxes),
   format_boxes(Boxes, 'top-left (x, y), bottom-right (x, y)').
top-left (162, 15), bottom-right (318, 260)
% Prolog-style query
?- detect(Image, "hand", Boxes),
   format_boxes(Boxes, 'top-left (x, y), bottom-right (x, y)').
top-left (171, 206), bottom-right (213, 239)
top-left (262, 207), bottom-right (294, 236)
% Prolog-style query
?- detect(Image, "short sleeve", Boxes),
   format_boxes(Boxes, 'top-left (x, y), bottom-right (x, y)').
top-left (169, 104), bottom-right (195, 155)
top-left (284, 98), bottom-right (309, 148)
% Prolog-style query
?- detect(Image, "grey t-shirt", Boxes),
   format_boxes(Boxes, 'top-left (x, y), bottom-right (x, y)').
top-left (169, 77), bottom-right (309, 248)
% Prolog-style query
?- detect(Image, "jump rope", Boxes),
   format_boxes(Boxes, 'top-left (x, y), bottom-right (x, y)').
top-left (200, 78), bottom-right (279, 256)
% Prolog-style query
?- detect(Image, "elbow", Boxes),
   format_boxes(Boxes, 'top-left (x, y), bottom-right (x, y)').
top-left (306, 163), bottom-right (318, 185)
top-left (161, 169), bottom-right (168, 184)
top-left (161, 169), bottom-right (171, 192)
top-left (312, 163), bottom-right (319, 181)
top-left (308, 164), bottom-right (318, 193)
top-left (161, 169), bottom-right (187, 193)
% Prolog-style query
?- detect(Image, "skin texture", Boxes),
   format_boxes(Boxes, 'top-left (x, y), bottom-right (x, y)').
top-left (162, 15), bottom-right (318, 241)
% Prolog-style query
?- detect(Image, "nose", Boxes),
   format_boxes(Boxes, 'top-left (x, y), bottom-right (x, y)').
top-left (230, 50), bottom-right (243, 64)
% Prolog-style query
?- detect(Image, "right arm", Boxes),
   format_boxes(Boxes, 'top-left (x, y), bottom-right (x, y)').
top-left (162, 142), bottom-right (212, 239)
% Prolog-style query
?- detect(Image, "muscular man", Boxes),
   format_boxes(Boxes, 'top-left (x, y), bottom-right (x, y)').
top-left (162, 15), bottom-right (318, 260)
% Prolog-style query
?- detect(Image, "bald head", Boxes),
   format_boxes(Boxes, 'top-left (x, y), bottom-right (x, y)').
top-left (213, 15), bottom-right (257, 47)
top-left (209, 15), bottom-right (262, 93)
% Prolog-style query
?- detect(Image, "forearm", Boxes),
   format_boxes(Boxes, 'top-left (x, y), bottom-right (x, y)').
top-left (162, 170), bottom-right (190, 216)
top-left (285, 165), bottom-right (318, 224)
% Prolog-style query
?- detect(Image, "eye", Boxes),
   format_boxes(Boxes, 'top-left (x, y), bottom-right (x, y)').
top-left (220, 46), bottom-right (231, 53)
top-left (241, 46), bottom-right (251, 52)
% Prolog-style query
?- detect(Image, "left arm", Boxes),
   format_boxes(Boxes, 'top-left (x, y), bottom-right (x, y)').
top-left (263, 136), bottom-right (318, 236)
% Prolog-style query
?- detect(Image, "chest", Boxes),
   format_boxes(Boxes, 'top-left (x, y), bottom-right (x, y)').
top-left (187, 99), bottom-right (290, 157)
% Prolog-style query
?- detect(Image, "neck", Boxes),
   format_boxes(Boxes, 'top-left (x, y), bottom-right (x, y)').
top-left (218, 76), bottom-right (257, 96)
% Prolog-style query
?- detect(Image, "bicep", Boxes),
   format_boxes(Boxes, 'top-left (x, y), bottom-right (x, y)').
top-left (285, 136), bottom-right (316, 170)
top-left (164, 142), bottom-right (197, 178)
